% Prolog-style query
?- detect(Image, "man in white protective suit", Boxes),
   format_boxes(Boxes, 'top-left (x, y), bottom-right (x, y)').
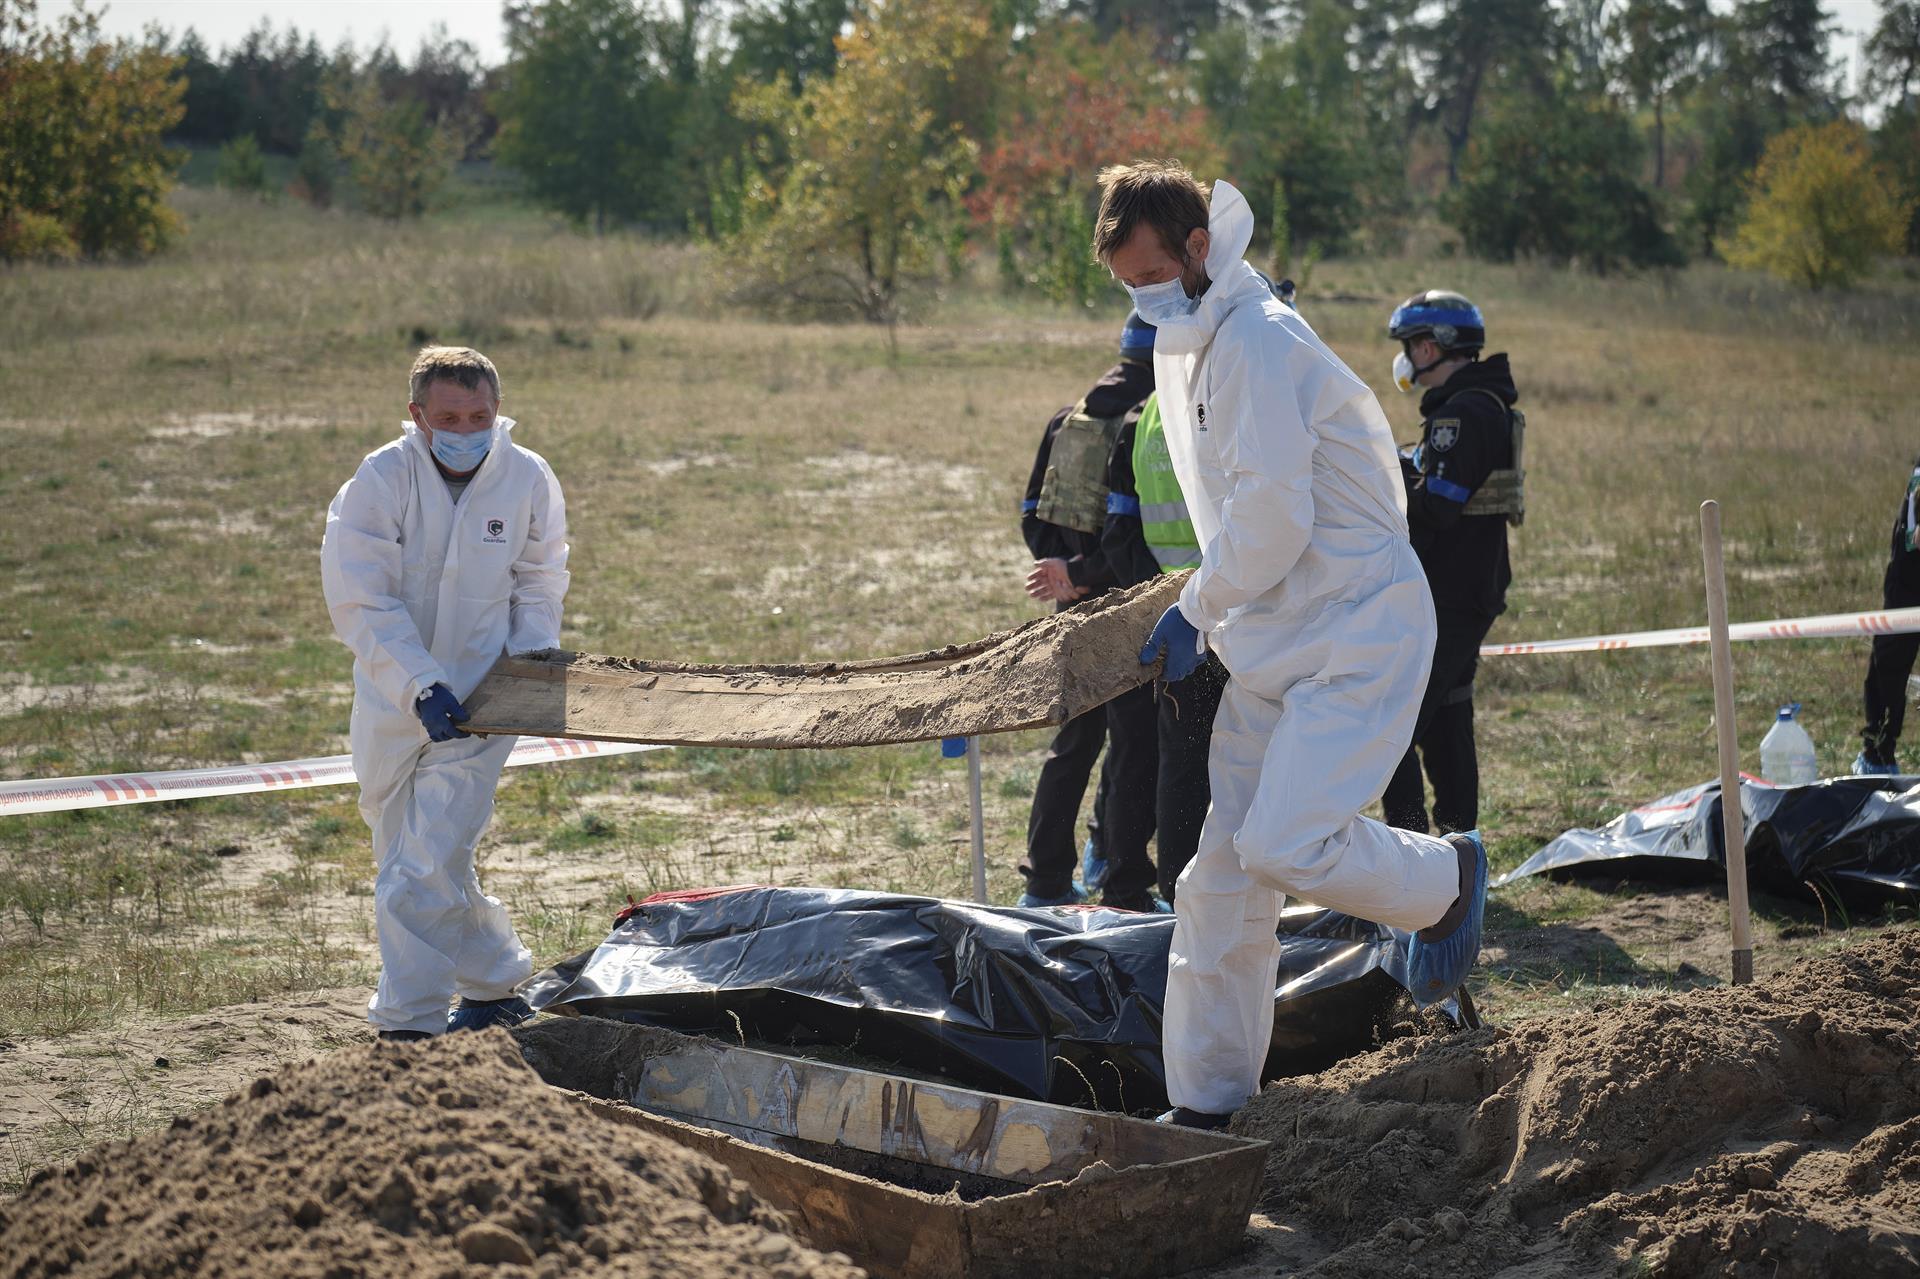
top-left (1104, 162), bottom-right (1489, 1128)
top-left (320, 346), bottom-right (569, 1041)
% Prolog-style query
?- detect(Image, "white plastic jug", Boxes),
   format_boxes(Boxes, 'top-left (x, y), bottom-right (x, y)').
top-left (1759, 704), bottom-right (1818, 785)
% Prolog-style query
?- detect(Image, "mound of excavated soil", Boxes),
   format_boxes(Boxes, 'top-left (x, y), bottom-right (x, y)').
top-left (1234, 927), bottom-right (1920, 1278)
top-left (0, 1031), bottom-right (865, 1279)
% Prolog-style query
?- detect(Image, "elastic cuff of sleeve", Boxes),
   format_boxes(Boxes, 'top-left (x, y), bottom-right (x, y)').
top-left (1177, 582), bottom-right (1218, 635)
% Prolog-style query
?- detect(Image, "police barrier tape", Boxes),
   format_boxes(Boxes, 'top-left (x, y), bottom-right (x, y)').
top-left (1480, 605), bottom-right (1920, 657)
top-left (9, 602), bottom-right (1919, 819)
top-left (0, 736), bottom-right (666, 818)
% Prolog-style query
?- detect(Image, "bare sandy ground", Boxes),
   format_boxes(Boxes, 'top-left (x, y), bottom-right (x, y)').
top-left (4, 930), bottom-right (1914, 1277)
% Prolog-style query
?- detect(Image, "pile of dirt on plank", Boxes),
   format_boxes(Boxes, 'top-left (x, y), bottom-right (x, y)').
top-left (1234, 927), bottom-right (1920, 1277)
top-left (0, 1031), bottom-right (866, 1279)
top-left (461, 571), bottom-right (1183, 749)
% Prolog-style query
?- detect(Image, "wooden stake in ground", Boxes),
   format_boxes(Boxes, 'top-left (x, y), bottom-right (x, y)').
top-left (1700, 500), bottom-right (1755, 984)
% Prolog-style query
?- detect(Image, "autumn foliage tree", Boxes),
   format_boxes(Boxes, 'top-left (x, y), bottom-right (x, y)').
top-left (1723, 121), bottom-right (1911, 289)
top-left (973, 21), bottom-right (1216, 305)
top-left (727, 0), bottom-right (992, 327)
top-left (0, 0), bottom-right (184, 261)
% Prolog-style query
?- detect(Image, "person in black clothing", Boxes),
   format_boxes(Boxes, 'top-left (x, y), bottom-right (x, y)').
top-left (1380, 290), bottom-right (1522, 836)
top-left (1855, 458), bottom-right (1920, 775)
top-left (1016, 317), bottom-right (1161, 911)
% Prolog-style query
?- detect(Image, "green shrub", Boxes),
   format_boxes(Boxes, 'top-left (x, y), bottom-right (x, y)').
top-left (290, 126), bottom-right (337, 208)
top-left (215, 135), bottom-right (270, 197)
top-left (0, 1), bottom-right (184, 261)
top-left (1449, 92), bottom-right (1682, 273)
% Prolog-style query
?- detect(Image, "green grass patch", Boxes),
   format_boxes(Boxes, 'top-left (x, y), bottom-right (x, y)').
top-left (0, 929), bottom-right (369, 1040)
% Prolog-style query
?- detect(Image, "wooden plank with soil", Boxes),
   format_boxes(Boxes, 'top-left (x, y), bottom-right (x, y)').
top-left (461, 573), bottom-right (1186, 749)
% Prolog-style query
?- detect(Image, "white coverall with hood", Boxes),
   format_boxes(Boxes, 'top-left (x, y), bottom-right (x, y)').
top-left (1150, 181), bottom-right (1462, 1114)
top-left (320, 417), bottom-right (569, 1034)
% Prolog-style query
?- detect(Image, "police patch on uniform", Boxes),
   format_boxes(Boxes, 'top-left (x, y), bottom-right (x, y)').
top-left (1429, 418), bottom-right (1460, 452)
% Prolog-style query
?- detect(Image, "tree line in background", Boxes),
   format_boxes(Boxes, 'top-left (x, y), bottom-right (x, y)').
top-left (5, 0), bottom-right (1920, 305)
top-left (171, 11), bottom-right (490, 218)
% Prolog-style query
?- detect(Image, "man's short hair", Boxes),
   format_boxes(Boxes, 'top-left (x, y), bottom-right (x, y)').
top-left (1092, 160), bottom-right (1210, 266)
top-left (409, 346), bottom-right (501, 405)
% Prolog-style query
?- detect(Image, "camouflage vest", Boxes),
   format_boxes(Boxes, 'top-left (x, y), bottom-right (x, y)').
top-left (1453, 387), bottom-right (1527, 527)
top-left (1034, 399), bottom-right (1126, 535)
top-left (1904, 458), bottom-right (1920, 552)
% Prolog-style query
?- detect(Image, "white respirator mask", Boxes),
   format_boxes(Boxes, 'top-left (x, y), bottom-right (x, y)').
top-left (1392, 349), bottom-right (1417, 394)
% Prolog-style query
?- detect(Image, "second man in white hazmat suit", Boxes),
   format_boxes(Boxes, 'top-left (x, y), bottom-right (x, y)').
top-left (1103, 162), bottom-right (1489, 1126)
top-left (321, 346), bottom-right (570, 1040)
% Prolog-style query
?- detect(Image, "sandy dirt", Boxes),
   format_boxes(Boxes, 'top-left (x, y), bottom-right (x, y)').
top-left (1480, 882), bottom-right (1785, 1009)
top-left (4, 913), bottom-right (1915, 1277)
top-left (0, 990), bottom-right (372, 1193)
top-left (462, 572), bottom-right (1184, 748)
top-left (0, 1030), bottom-right (867, 1279)
top-left (1228, 926), bottom-right (1920, 1277)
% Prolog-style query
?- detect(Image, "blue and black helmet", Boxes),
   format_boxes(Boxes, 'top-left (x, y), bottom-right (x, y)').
top-left (1120, 310), bottom-right (1156, 362)
top-left (1387, 290), bottom-right (1485, 353)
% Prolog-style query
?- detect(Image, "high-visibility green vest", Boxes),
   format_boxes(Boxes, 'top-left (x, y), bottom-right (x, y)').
top-left (1131, 394), bottom-right (1201, 572)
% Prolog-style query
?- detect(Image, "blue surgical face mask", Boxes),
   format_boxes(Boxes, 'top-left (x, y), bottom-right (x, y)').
top-left (429, 424), bottom-right (493, 473)
top-left (1125, 276), bottom-right (1199, 327)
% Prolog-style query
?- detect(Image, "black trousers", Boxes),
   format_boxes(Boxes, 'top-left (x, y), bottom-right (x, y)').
top-left (1021, 680), bottom-right (1159, 901)
top-left (1154, 654), bottom-right (1227, 902)
top-left (1382, 609), bottom-right (1496, 836)
top-left (1862, 529), bottom-right (1920, 765)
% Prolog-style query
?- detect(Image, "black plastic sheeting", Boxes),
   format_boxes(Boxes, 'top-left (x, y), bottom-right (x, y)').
top-left (523, 885), bottom-right (1448, 1114)
top-left (1499, 775), bottom-right (1920, 905)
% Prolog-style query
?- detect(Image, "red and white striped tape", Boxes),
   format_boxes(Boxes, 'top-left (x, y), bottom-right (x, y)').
top-left (8, 601), bottom-right (1916, 818)
top-left (1481, 605), bottom-right (1920, 657)
top-left (0, 737), bottom-right (664, 818)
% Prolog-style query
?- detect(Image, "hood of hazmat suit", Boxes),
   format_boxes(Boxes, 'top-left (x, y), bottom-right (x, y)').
top-left (320, 416), bottom-right (570, 1033)
top-left (1148, 181), bottom-right (1459, 1116)
top-left (1148, 180), bottom-right (1415, 655)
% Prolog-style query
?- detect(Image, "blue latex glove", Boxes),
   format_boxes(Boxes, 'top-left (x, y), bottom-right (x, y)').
top-left (415, 683), bottom-right (472, 742)
top-left (1139, 605), bottom-right (1204, 683)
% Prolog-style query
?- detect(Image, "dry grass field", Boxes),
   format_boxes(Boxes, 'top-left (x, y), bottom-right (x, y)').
top-left (3, 185), bottom-right (1918, 1190)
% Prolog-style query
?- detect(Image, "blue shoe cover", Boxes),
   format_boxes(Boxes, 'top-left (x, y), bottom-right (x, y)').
top-left (1080, 837), bottom-right (1109, 895)
top-left (1853, 752), bottom-right (1899, 777)
top-left (1406, 831), bottom-right (1487, 1008)
top-left (446, 996), bottom-right (534, 1033)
